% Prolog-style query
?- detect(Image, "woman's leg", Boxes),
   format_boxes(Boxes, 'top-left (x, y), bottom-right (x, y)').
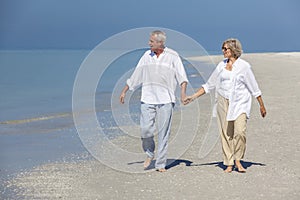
top-left (217, 95), bottom-right (234, 171)
top-left (234, 113), bottom-right (247, 172)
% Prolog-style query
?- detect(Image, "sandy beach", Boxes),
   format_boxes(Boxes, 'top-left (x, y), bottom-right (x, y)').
top-left (1, 52), bottom-right (300, 199)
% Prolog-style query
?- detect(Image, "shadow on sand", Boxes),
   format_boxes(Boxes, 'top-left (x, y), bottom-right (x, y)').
top-left (127, 159), bottom-right (192, 170)
top-left (128, 159), bottom-right (266, 171)
top-left (186, 160), bottom-right (266, 171)
top-left (129, 159), bottom-right (266, 171)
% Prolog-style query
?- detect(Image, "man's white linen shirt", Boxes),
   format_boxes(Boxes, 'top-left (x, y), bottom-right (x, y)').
top-left (202, 58), bottom-right (262, 121)
top-left (126, 47), bottom-right (188, 104)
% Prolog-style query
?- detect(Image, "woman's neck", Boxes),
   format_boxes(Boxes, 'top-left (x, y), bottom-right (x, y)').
top-left (228, 57), bottom-right (237, 64)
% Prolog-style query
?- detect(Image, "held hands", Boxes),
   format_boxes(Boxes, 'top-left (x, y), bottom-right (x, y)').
top-left (183, 95), bottom-right (195, 105)
top-left (183, 87), bottom-right (204, 105)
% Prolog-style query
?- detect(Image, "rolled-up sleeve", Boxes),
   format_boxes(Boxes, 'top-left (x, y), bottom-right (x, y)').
top-left (245, 68), bottom-right (262, 98)
top-left (126, 67), bottom-right (143, 90)
top-left (202, 65), bottom-right (220, 94)
top-left (175, 56), bottom-right (189, 85)
top-left (126, 55), bottom-right (146, 91)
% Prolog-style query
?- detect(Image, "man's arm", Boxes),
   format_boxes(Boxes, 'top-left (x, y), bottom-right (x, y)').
top-left (120, 85), bottom-right (129, 104)
top-left (180, 81), bottom-right (187, 104)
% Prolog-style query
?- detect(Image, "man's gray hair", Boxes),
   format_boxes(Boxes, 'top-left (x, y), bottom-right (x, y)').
top-left (151, 30), bottom-right (166, 44)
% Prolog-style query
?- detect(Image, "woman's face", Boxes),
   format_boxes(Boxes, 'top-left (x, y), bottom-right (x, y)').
top-left (222, 44), bottom-right (233, 58)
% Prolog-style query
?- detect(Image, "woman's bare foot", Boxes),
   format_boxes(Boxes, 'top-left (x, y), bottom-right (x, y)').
top-left (235, 160), bottom-right (246, 173)
top-left (224, 166), bottom-right (233, 173)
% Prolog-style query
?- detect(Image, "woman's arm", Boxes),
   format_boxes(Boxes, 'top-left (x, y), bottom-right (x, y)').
top-left (183, 87), bottom-right (206, 105)
top-left (256, 95), bottom-right (267, 118)
top-left (183, 62), bottom-right (221, 105)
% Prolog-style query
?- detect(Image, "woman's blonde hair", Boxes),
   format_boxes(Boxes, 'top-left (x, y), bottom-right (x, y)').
top-left (222, 38), bottom-right (243, 58)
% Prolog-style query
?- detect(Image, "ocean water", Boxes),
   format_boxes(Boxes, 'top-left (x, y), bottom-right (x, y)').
top-left (0, 49), bottom-right (213, 180)
top-left (0, 50), bottom-right (90, 181)
top-left (0, 50), bottom-right (86, 121)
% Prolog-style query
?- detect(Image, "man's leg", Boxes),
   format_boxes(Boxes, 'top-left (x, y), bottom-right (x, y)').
top-left (155, 103), bottom-right (174, 170)
top-left (140, 103), bottom-right (156, 168)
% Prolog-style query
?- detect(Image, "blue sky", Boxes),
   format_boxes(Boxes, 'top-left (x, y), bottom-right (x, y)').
top-left (0, 0), bottom-right (299, 52)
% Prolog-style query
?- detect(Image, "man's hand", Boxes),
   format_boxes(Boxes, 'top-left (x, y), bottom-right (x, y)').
top-left (119, 92), bottom-right (126, 104)
top-left (181, 94), bottom-right (187, 105)
top-left (120, 85), bottom-right (129, 104)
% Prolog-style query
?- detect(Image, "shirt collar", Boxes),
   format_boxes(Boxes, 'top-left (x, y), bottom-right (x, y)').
top-left (150, 47), bottom-right (165, 57)
top-left (223, 57), bottom-right (241, 66)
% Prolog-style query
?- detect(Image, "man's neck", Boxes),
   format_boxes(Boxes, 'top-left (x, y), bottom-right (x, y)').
top-left (152, 47), bottom-right (164, 58)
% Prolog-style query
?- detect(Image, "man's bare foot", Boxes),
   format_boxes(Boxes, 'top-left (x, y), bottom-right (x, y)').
top-left (157, 168), bottom-right (167, 172)
top-left (143, 157), bottom-right (153, 169)
top-left (224, 166), bottom-right (233, 173)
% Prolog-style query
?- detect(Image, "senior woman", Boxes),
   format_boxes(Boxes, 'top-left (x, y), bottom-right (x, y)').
top-left (184, 38), bottom-right (266, 173)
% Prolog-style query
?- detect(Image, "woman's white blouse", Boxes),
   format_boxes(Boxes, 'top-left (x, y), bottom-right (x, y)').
top-left (202, 58), bottom-right (262, 121)
top-left (218, 69), bottom-right (234, 99)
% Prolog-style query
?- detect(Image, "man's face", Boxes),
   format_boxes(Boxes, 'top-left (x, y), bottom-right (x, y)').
top-left (148, 35), bottom-right (162, 51)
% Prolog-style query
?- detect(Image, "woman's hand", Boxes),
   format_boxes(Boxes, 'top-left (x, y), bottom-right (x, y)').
top-left (256, 96), bottom-right (266, 118)
top-left (260, 105), bottom-right (267, 118)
